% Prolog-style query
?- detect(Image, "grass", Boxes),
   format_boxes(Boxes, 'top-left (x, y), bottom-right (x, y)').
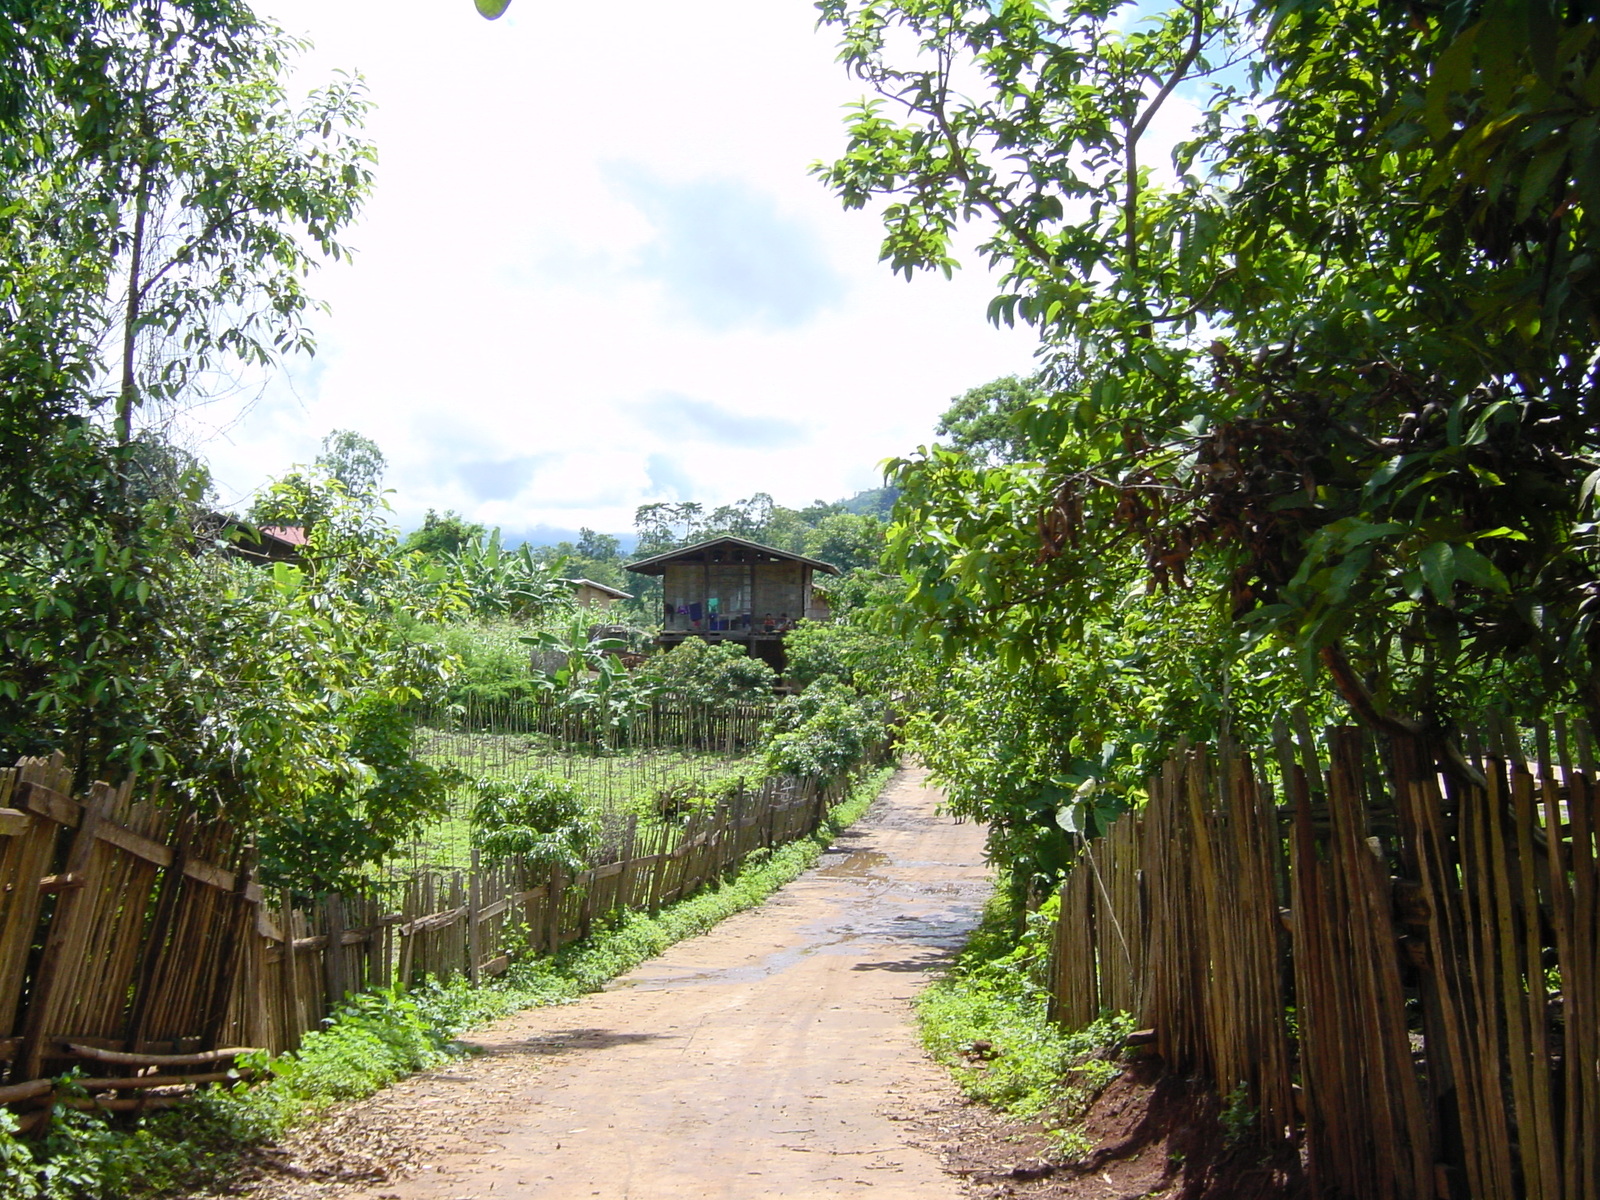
top-left (0, 763), bottom-right (898, 1200)
top-left (914, 890), bottom-right (1133, 1158)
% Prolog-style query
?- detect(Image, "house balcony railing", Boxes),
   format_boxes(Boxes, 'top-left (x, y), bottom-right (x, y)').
top-left (662, 609), bottom-right (799, 635)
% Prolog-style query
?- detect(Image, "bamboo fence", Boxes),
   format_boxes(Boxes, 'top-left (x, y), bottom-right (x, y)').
top-left (0, 749), bottom-right (872, 1126)
top-left (1050, 719), bottom-right (1598, 1200)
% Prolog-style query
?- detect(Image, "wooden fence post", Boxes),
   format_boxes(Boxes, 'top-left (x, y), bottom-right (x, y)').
top-left (14, 783), bottom-right (116, 1082)
top-left (467, 848), bottom-right (481, 985)
top-left (323, 894), bottom-right (348, 1009)
top-left (280, 889), bottom-right (299, 1050)
top-left (547, 865), bottom-right (563, 954)
top-left (121, 837), bottom-right (190, 1050)
top-left (202, 857), bottom-right (258, 1049)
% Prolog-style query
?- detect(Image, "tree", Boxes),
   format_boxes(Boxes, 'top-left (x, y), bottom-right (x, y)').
top-left (405, 509), bottom-right (486, 557)
top-left (804, 512), bottom-right (886, 573)
top-left (634, 502), bottom-right (705, 554)
top-left (638, 639), bottom-right (776, 706)
top-left (818, 0), bottom-right (1600, 731)
top-left (0, 5), bottom-right (377, 786)
top-left (316, 430), bottom-right (386, 501)
top-left (107, 28), bottom-right (373, 444)
top-left (935, 376), bottom-right (1046, 465)
top-left (576, 527), bottom-right (620, 562)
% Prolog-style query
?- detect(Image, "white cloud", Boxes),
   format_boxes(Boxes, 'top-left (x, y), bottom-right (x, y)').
top-left (186, 0), bottom-right (1084, 537)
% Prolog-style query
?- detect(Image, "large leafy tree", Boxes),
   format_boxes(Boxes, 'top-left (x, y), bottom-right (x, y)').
top-left (934, 375), bottom-right (1047, 466)
top-left (0, 3), bottom-right (376, 786)
top-left (818, 0), bottom-right (1600, 732)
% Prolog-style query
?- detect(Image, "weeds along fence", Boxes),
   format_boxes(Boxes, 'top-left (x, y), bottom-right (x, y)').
top-left (418, 693), bottom-right (775, 755)
top-left (1050, 718), bottom-right (1597, 1200)
top-left (0, 748), bottom-right (885, 1126)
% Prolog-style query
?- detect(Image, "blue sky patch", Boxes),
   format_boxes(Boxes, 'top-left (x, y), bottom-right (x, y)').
top-left (631, 391), bottom-right (804, 449)
top-left (455, 454), bottom-right (552, 502)
top-left (610, 164), bottom-right (848, 331)
top-left (646, 451), bottom-right (695, 499)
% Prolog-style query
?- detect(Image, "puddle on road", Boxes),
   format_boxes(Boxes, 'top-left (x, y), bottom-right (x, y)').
top-left (617, 875), bottom-right (989, 993)
top-left (815, 850), bottom-right (890, 878)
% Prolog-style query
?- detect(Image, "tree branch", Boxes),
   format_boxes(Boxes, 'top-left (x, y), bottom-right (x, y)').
top-left (924, 51), bottom-right (1057, 275)
top-left (1125, 3), bottom-right (1204, 276)
top-left (1320, 643), bottom-right (1421, 734)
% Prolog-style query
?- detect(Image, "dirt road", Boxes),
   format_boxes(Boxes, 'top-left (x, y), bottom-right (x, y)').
top-left (278, 765), bottom-right (993, 1200)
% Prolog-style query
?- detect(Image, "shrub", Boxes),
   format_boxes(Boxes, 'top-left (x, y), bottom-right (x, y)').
top-left (762, 682), bottom-right (882, 784)
top-left (266, 988), bottom-right (450, 1103)
top-left (470, 772), bottom-right (595, 871)
top-left (636, 639), bottom-right (776, 706)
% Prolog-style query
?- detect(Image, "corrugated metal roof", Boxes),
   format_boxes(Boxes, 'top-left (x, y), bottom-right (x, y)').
top-left (258, 525), bottom-right (309, 546)
top-left (625, 535), bottom-right (840, 577)
top-left (571, 577), bottom-right (632, 599)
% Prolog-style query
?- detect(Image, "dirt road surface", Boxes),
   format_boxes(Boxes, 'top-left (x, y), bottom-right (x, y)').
top-left (273, 765), bottom-right (994, 1200)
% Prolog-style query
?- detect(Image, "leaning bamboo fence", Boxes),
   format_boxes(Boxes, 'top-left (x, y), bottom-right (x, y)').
top-left (1050, 719), bottom-right (1597, 1200)
top-left (0, 752), bottom-right (870, 1126)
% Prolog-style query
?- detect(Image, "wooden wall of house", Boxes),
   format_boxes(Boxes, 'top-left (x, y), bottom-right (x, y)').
top-left (708, 563), bottom-right (751, 617)
top-left (753, 562), bottom-right (805, 625)
top-left (663, 565), bottom-right (696, 625)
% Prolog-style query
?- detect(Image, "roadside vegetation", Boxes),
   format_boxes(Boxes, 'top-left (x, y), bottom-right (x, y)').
top-left (0, 765), bottom-right (893, 1200)
top-left (915, 893), bottom-right (1133, 1158)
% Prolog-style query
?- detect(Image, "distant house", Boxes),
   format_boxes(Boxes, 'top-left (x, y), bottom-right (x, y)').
top-left (571, 578), bottom-right (631, 610)
top-left (206, 515), bottom-right (308, 565)
top-left (625, 536), bottom-right (839, 671)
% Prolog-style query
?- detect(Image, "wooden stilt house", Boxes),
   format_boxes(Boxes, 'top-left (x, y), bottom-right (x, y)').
top-left (625, 536), bottom-right (839, 672)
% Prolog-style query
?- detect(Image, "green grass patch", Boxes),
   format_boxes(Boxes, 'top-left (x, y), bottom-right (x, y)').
top-left (915, 891), bottom-right (1132, 1157)
top-left (0, 763), bottom-right (897, 1200)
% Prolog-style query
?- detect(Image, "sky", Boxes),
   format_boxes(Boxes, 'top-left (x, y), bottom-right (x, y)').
top-left (182, 0), bottom-right (1044, 544)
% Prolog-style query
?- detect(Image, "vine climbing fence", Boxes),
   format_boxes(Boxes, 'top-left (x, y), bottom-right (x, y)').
top-left (1050, 716), bottom-right (1597, 1200)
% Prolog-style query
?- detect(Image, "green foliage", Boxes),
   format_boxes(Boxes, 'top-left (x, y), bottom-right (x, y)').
top-left (0, 1114), bottom-right (38, 1198)
top-left (782, 576), bottom-right (905, 693)
top-left (895, 570), bottom-right (1334, 894)
top-left (259, 695), bottom-right (459, 894)
top-left (266, 988), bottom-right (451, 1102)
top-left (1219, 1082), bottom-right (1258, 1148)
top-left (0, 1076), bottom-right (283, 1200)
top-left (528, 528), bottom-right (632, 598)
top-left (444, 529), bottom-right (571, 621)
top-left (802, 511), bottom-right (885, 573)
top-left (470, 772), bottom-right (596, 871)
top-left (404, 509), bottom-right (487, 558)
top-left (637, 639), bottom-right (776, 706)
top-left (935, 375), bottom-right (1049, 466)
top-left (763, 682), bottom-right (883, 784)
top-left (314, 431), bottom-right (386, 502)
top-left (420, 618), bottom-right (542, 705)
top-left (837, 487), bottom-right (900, 519)
top-left (917, 893), bottom-right (1133, 1147)
top-left (818, 0), bottom-right (1600, 734)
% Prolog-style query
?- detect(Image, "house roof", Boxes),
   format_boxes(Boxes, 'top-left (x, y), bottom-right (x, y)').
top-left (259, 525), bottom-right (308, 547)
top-left (208, 516), bottom-right (308, 563)
top-left (625, 535), bottom-right (841, 577)
top-left (570, 577), bottom-right (632, 600)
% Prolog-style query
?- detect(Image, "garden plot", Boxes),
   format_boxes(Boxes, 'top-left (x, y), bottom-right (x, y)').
top-left (403, 724), bottom-right (766, 871)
